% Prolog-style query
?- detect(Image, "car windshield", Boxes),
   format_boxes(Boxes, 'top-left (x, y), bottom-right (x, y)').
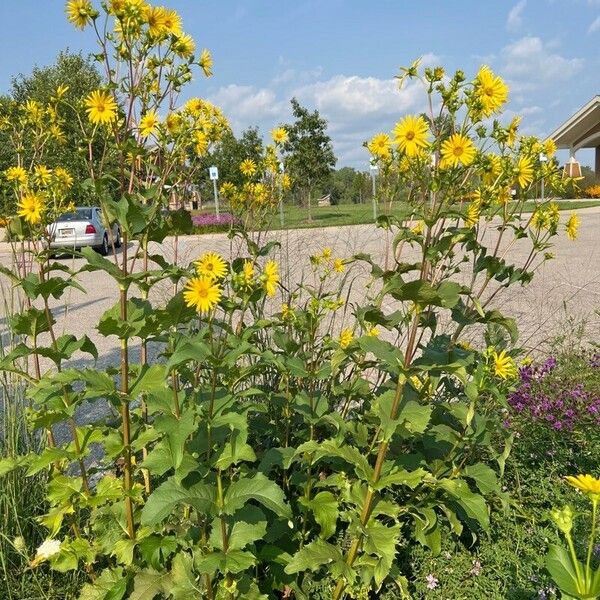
top-left (57, 209), bottom-right (93, 222)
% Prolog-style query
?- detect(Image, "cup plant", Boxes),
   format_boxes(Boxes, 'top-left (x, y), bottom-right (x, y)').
top-left (547, 474), bottom-right (600, 599)
top-left (0, 3), bottom-right (582, 600)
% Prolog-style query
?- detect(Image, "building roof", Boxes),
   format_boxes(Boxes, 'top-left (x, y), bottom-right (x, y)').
top-left (549, 95), bottom-right (600, 151)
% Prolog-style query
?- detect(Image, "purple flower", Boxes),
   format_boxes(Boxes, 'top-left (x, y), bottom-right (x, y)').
top-left (191, 213), bottom-right (239, 228)
top-left (425, 574), bottom-right (439, 590)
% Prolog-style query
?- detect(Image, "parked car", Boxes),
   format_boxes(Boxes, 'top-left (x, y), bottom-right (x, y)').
top-left (47, 207), bottom-right (121, 255)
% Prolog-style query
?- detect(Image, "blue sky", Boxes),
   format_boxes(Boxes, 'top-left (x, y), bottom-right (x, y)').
top-left (1, 0), bottom-right (599, 168)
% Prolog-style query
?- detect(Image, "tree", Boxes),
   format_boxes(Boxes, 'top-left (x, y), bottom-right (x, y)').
top-left (283, 98), bottom-right (336, 221)
top-left (4, 50), bottom-right (103, 201)
top-left (197, 126), bottom-right (263, 201)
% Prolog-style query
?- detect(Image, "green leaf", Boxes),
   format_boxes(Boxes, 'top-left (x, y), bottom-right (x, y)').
top-left (358, 337), bottom-right (403, 374)
top-left (545, 544), bottom-right (582, 597)
top-left (375, 467), bottom-right (427, 491)
top-left (438, 478), bottom-right (490, 530)
top-left (78, 568), bottom-right (128, 600)
top-left (223, 473), bottom-right (291, 519)
top-left (294, 439), bottom-right (373, 482)
top-left (166, 335), bottom-right (210, 371)
top-left (463, 463), bottom-right (499, 495)
top-left (141, 478), bottom-right (216, 525)
top-left (153, 409), bottom-right (196, 472)
top-left (363, 520), bottom-right (401, 587)
top-left (196, 550), bottom-right (256, 575)
top-left (303, 491), bottom-right (338, 540)
top-left (170, 552), bottom-right (201, 599)
top-left (284, 539), bottom-right (343, 575)
top-left (129, 570), bottom-right (171, 600)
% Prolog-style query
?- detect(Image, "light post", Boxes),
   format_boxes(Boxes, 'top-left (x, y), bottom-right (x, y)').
top-left (369, 161), bottom-right (378, 221)
top-left (539, 152), bottom-right (548, 203)
top-left (208, 166), bottom-right (219, 216)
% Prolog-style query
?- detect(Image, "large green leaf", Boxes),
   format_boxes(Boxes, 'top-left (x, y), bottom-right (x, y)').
top-left (170, 552), bottom-right (201, 599)
top-left (141, 478), bottom-right (216, 525)
top-left (463, 463), bottom-right (499, 495)
top-left (438, 479), bottom-right (489, 531)
top-left (129, 569), bottom-right (171, 600)
top-left (284, 539), bottom-right (343, 575)
top-left (301, 491), bottom-right (338, 540)
top-left (223, 473), bottom-right (291, 519)
top-left (363, 520), bottom-right (401, 587)
top-left (78, 568), bottom-right (128, 600)
top-left (545, 544), bottom-right (582, 598)
top-left (196, 550), bottom-right (256, 575)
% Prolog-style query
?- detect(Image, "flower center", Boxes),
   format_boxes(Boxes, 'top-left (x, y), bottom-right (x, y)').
top-left (453, 145), bottom-right (464, 157)
top-left (406, 131), bottom-right (415, 141)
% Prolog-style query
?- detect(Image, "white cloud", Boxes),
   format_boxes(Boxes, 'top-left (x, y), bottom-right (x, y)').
top-left (588, 15), bottom-right (600, 33)
top-left (507, 0), bottom-right (526, 31)
top-left (208, 69), bottom-right (434, 167)
top-left (499, 36), bottom-right (583, 92)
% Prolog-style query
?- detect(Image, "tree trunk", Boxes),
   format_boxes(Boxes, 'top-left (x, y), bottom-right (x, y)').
top-left (307, 189), bottom-right (312, 222)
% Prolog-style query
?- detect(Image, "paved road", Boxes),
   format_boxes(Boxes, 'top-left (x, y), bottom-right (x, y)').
top-left (1, 207), bottom-right (599, 373)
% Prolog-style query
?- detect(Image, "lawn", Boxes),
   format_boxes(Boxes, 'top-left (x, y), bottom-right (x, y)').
top-left (194, 198), bottom-right (600, 232)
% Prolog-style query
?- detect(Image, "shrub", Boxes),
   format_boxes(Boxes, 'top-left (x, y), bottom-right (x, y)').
top-left (0, 5), bottom-right (582, 600)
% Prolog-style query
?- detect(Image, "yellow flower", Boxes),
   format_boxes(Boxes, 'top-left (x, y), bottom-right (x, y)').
top-left (54, 168), bottom-right (73, 189)
top-left (339, 328), bottom-right (353, 349)
top-left (543, 138), bottom-right (557, 157)
top-left (5, 166), bottom-right (28, 186)
top-left (410, 220), bottom-right (424, 235)
top-left (492, 350), bottom-right (517, 380)
top-left (410, 375), bottom-right (423, 391)
top-left (367, 327), bottom-right (380, 337)
top-left (263, 260), bottom-right (279, 297)
top-left (465, 202), bottom-right (480, 228)
top-left (515, 156), bottom-right (533, 188)
top-left (271, 127), bottom-right (288, 145)
top-left (393, 115), bottom-right (429, 157)
top-left (482, 154), bottom-right (502, 186)
top-left (531, 208), bottom-right (549, 230)
top-left (242, 260), bottom-right (255, 286)
top-left (165, 112), bottom-right (182, 134)
top-left (440, 133), bottom-right (476, 168)
top-left (194, 131), bottom-right (209, 156)
top-left (17, 191), bottom-right (45, 225)
top-left (162, 8), bottom-right (182, 35)
top-left (34, 166), bottom-right (52, 185)
top-left (565, 213), bottom-right (580, 240)
top-left (506, 116), bottom-right (521, 147)
top-left (457, 340), bottom-right (474, 351)
top-left (565, 474), bottom-right (600, 501)
top-left (281, 173), bottom-right (291, 191)
top-left (475, 65), bottom-right (508, 116)
top-left (85, 90), bottom-right (118, 125)
top-left (240, 159), bottom-right (257, 177)
top-left (183, 277), bottom-right (221, 313)
top-left (144, 5), bottom-right (167, 37)
top-left (281, 303), bottom-right (293, 320)
top-left (322, 247), bottom-right (332, 259)
top-left (199, 49), bottom-right (213, 77)
top-left (333, 258), bottom-right (345, 273)
top-left (50, 124), bottom-right (66, 143)
top-left (55, 84), bottom-right (70, 99)
top-left (195, 252), bottom-right (227, 280)
top-left (139, 110), bottom-right (159, 138)
top-left (173, 33), bottom-right (195, 59)
top-left (66, 0), bottom-right (96, 29)
top-left (367, 133), bottom-right (392, 159)
top-left (219, 182), bottom-right (236, 199)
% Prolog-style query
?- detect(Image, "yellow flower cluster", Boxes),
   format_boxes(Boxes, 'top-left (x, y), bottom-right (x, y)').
top-left (310, 247), bottom-right (345, 274)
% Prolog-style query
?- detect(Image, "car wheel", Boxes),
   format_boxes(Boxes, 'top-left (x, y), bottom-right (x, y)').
top-left (115, 227), bottom-right (122, 248)
top-left (96, 234), bottom-right (109, 256)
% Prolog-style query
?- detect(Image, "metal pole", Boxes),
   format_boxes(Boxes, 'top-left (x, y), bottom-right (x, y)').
top-left (371, 172), bottom-right (377, 221)
top-left (213, 178), bottom-right (219, 216)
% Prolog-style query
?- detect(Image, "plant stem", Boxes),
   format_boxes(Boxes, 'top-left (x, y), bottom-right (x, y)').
top-left (119, 234), bottom-right (135, 540)
top-left (586, 499), bottom-right (598, 587)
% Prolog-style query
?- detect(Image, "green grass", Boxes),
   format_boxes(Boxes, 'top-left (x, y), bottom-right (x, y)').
top-left (193, 199), bottom-right (600, 233)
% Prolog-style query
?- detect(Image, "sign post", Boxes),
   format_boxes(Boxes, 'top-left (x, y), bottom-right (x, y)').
top-left (369, 161), bottom-right (378, 221)
top-left (209, 166), bottom-right (219, 216)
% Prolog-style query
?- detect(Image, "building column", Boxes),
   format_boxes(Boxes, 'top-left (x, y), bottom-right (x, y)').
top-left (596, 145), bottom-right (600, 179)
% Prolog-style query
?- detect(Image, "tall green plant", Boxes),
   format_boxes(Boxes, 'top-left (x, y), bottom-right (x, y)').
top-left (0, 6), bottom-right (582, 600)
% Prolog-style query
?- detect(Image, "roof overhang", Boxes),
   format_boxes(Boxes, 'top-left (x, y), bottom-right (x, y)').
top-left (549, 95), bottom-right (600, 151)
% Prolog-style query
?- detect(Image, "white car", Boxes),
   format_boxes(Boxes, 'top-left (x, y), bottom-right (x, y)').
top-left (47, 207), bottom-right (121, 255)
